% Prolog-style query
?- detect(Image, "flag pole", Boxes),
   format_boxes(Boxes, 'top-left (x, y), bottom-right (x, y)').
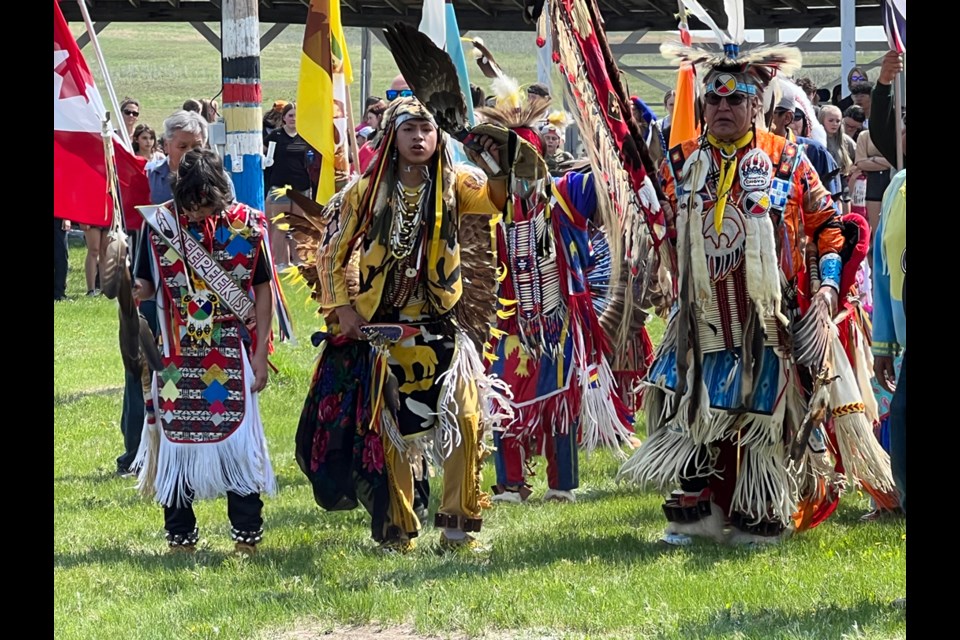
top-left (344, 84), bottom-right (361, 172)
top-left (76, 0), bottom-right (132, 152)
top-left (894, 56), bottom-right (904, 171)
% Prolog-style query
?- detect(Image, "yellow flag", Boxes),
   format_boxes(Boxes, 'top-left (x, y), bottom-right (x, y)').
top-left (297, 0), bottom-right (352, 205)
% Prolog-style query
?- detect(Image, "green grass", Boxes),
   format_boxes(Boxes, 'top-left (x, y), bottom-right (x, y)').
top-left (56, 236), bottom-right (905, 640)
top-left (57, 21), bottom-right (904, 640)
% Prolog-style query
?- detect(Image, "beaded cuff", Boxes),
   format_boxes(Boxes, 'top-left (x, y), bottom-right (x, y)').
top-left (872, 341), bottom-right (901, 358)
top-left (819, 253), bottom-right (841, 291)
top-left (230, 527), bottom-right (264, 546)
top-left (166, 528), bottom-right (199, 548)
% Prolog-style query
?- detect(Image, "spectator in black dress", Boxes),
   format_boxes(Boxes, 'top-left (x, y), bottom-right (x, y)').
top-left (263, 102), bottom-right (313, 269)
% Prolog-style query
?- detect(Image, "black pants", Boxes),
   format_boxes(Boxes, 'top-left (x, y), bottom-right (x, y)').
top-left (164, 490), bottom-right (264, 536)
top-left (54, 218), bottom-right (68, 299)
top-left (117, 300), bottom-right (158, 472)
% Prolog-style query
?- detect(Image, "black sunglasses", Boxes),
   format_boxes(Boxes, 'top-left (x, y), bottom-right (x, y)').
top-left (704, 92), bottom-right (748, 106)
top-left (385, 89), bottom-right (414, 101)
top-left (123, 109), bottom-right (140, 117)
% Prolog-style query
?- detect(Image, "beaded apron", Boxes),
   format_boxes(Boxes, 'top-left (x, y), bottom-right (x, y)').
top-left (150, 204), bottom-right (262, 443)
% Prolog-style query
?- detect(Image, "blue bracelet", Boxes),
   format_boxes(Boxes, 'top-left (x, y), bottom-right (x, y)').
top-left (819, 253), bottom-right (842, 290)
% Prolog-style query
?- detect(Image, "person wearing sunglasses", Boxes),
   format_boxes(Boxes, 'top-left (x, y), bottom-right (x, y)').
top-left (385, 88), bottom-right (414, 101)
top-left (835, 67), bottom-right (869, 114)
top-left (619, 38), bottom-right (885, 548)
top-left (356, 75), bottom-right (413, 173)
top-left (120, 97), bottom-right (140, 139)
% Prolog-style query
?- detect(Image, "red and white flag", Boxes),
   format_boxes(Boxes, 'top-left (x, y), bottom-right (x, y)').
top-left (54, 0), bottom-right (149, 228)
top-left (883, 0), bottom-right (906, 54)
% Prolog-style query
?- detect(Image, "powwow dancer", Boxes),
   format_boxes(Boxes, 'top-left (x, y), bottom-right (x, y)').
top-left (471, 84), bottom-right (635, 504)
top-left (542, 0), bottom-right (671, 433)
top-left (133, 149), bottom-right (277, 554)
top-left (291, 97), bottom-right (513, 552)
top-left (616, 0), bottom-right (893, 545)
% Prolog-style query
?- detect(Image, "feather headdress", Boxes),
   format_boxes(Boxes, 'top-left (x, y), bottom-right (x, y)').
top-left (662, 0), bottom-right (801, 93)
top-left (540, 110), bottom-right (572, 137)
top-left (475, 78), bottom-right (551, 156)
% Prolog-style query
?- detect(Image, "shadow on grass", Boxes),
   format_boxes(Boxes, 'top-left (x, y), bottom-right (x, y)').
top-left (670, 599), bottom-right (904, 639)
top-left (55, 386), bottom-right (124, 406)
top-left (53, 537), bottom-right (344, 577)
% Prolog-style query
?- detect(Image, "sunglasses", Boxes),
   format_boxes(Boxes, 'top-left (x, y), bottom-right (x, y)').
top-left (704, 92), bottom-right (748, 106)
top-left (385, 89), bottom-right (414, 101)
top-left (123, 109), bottom-right (140, 117)
top-left (850, 75), bottom-right (866, 83)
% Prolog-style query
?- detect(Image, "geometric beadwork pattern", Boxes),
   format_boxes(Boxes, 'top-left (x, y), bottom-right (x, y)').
top-left (149, 203), bottom-right (266, 443)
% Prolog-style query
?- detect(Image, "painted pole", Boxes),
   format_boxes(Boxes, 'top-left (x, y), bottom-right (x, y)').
top-left (840, 0), bottom-right (857, 99)
top-left (221, 0), bottom-right (264, 210)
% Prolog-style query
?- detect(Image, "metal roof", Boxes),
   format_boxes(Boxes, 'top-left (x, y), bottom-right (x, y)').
top-left (61, 1), bottom-right (884, 32)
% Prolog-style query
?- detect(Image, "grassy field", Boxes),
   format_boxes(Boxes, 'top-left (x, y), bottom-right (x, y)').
top-left (57, 19), bottom-right (904, 640)
top-left (55, 234), bottom-right (906, 640)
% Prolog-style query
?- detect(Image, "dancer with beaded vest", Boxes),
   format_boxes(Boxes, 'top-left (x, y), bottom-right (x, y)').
top-left (617, 0), bottom-right (893, 545)
top-left (476, 82), bottom-right (635, 506)
top-left (291, 97), bottom-right (514, 552)
top-left (133, 149), bottom-right (277, 555)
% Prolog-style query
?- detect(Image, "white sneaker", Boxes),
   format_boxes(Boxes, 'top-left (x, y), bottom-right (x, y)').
top-left (544, 489), bottom-right (576, 503)
top-left (491, 491), bottom-right (523, 504)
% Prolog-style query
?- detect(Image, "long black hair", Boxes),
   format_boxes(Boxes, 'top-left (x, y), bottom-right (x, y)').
top-left (174, 148), bottom-right (232, 214)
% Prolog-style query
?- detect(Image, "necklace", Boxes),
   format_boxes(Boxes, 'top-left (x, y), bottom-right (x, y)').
top-left (391, 180), bottom-right (428, 264)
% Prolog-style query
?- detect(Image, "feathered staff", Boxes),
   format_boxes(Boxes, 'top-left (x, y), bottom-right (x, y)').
top-left (97, 116), bottom-right (163, 378)
top-left (382, 22), bottom-right (503, 176)
top-left (382, 22), bottom-right (548, 183)
top-left (547, 0), bottom-right (669, 355)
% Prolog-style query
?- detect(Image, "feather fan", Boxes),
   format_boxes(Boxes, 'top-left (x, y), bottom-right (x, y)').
top-left (383, 22), bottom-right (505, 175)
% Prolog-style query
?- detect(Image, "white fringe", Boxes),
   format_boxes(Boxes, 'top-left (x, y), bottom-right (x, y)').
top-left (434, 330), bottom-right (514, 460)
top-left (671, 349), bottom-right (719, 444)
top-left (730, 362), bottom-right (788, 448)
top-left (730, 443), bottom-right (798, 527)
top-left (379, 404), bottom-right (410, 456)
top-left (743, 213), bottom-right (788, 326)
top-left (849, 320), bottom-right (880, 424)
top-left (569, 314), bottom-right (633, 456)
top-left (134, 411), bottom-right (160, 498)
top-left (833, 413), bottom-right (894, 493)
top-left (826, 331), bottom-right (894, 492)
top-left (617, 427), bottom-right (717, 490)
top-left (577, 358), bottom-right (633, 457)
top-left (137, 348), bottom-right (276, 507)
top-left (682, 194), bottom-right (713, 308)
